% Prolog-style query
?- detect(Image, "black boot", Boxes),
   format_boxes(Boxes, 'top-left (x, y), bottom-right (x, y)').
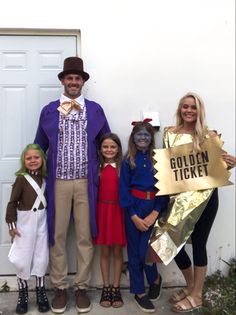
top-left (16, 288), bottom-right (28, 314)
top-left (36, 286), bottom-right (50, 313)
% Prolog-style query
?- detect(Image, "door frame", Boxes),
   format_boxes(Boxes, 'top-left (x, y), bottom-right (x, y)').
top-left (0, 28), bottom-right (81, 55)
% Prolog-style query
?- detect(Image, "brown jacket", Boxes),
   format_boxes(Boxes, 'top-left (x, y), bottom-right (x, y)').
top-left (5, 174), bottom-right (45, 225)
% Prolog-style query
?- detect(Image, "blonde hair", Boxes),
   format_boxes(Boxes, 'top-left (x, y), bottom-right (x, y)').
top-left (174, 92), bottom-right (208, 152)
top-left (15, 143), bottom-right (47, 177)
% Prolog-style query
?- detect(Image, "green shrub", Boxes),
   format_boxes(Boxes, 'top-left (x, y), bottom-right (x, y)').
top-left (203, 258), bottom-right (236, 315)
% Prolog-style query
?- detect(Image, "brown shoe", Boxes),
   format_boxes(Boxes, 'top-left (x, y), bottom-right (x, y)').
top-left (51, 289), bottom-right (67, 314)
top-left (75, 289), bottom-right (92, 313)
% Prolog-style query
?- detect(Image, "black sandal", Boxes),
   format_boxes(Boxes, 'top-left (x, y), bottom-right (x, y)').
top-left (100, 286), bottom-right (111, 307)
top-left (111, 286), bottom-right (124, 308)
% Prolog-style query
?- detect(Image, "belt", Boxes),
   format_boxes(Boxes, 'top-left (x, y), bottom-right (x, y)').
top-left (98, 200), bottom-right (119, 205)
top-left (131, 188), bottom-right (156, 200)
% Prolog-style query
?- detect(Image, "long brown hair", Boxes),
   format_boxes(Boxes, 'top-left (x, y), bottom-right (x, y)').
top-left (126, 121), bottom-right (155, 169)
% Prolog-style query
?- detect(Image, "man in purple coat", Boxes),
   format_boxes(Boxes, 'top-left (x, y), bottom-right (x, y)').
top-left (34, 57), bottom-right (110, 314)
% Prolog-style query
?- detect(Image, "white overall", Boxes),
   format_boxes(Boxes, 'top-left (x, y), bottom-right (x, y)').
top-left (8, 174), bottom-right (49, 280)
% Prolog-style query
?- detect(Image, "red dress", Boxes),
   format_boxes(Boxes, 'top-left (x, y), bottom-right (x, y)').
top-left (94, 164), bottom-right (126, 246)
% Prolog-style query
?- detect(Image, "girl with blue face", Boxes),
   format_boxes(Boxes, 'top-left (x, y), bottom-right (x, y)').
top-left (133, 128), bottom-right (152, 152)
top-left (119, 121), bottom-right (169, 313)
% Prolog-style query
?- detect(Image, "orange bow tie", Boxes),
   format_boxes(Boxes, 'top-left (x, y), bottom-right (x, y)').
top-left (57, 100), bottom-right (81, 116)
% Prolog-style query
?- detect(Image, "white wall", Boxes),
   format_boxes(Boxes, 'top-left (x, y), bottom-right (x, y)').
top-left (1, 0), bottom-right (235, 285)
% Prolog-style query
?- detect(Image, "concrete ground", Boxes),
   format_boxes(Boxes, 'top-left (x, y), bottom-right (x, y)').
top-left (0, 288), bottom-right (204, 315)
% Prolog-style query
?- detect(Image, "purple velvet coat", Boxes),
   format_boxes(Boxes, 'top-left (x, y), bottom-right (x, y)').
top-left (34, 99), bottom-right (110, 245)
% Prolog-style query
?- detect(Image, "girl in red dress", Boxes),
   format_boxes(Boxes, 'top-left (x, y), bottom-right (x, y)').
top-left (94, 133), bottom-right (126, 308)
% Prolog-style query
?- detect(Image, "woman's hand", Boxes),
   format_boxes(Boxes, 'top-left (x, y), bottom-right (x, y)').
top-left (131, 214), bottom-right (149, 231)
top-left (222, 152), bottom-right (236, 169)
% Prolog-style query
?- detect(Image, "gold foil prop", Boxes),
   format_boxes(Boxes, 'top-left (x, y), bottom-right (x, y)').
top-left (148, 189), bottom-right (213, 265)
top-left (147, 133), bottom-right (233, 266)
top-left (57, 100), bottom-right (81, 116)
top-left (154, 136), bottom-right (232, 196)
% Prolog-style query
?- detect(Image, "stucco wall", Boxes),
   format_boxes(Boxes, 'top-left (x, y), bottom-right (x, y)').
top-left (0, 0), bottom-right (235, 286)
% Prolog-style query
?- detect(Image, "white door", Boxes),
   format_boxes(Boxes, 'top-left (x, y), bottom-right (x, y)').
top-left (0, 35), bottom-right (77, 274)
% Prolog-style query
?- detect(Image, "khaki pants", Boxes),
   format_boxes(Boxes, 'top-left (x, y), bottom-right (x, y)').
top-left (50, 179), bottom-right (94, 290)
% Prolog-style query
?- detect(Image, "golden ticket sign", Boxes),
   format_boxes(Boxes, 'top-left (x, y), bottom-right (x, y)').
top-left (154, 136), bottom-right (232, 195)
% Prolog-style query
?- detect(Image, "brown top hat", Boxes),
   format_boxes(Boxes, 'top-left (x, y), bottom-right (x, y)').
top-left (58, 57), bottom-right (90, 81)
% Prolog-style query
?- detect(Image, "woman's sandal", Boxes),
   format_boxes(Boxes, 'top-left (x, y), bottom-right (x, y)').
top-left (100, 286), bottom-right (111, 307)
top-left (111, 286), bottom-right (124, 308)
top-left (169, 288), bottom-right (189, 304)
top-left (171, 295), bottom-right (202, 313)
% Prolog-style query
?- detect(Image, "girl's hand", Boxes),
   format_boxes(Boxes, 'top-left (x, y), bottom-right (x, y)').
top-left (9, 228), bottom-right (21, 242)
top-left (144, 211), bottom-right (159, 227)
top-left (131, 215), bottom-right (149, 231)
top-left (222, 153), bottom-right (236, 169)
